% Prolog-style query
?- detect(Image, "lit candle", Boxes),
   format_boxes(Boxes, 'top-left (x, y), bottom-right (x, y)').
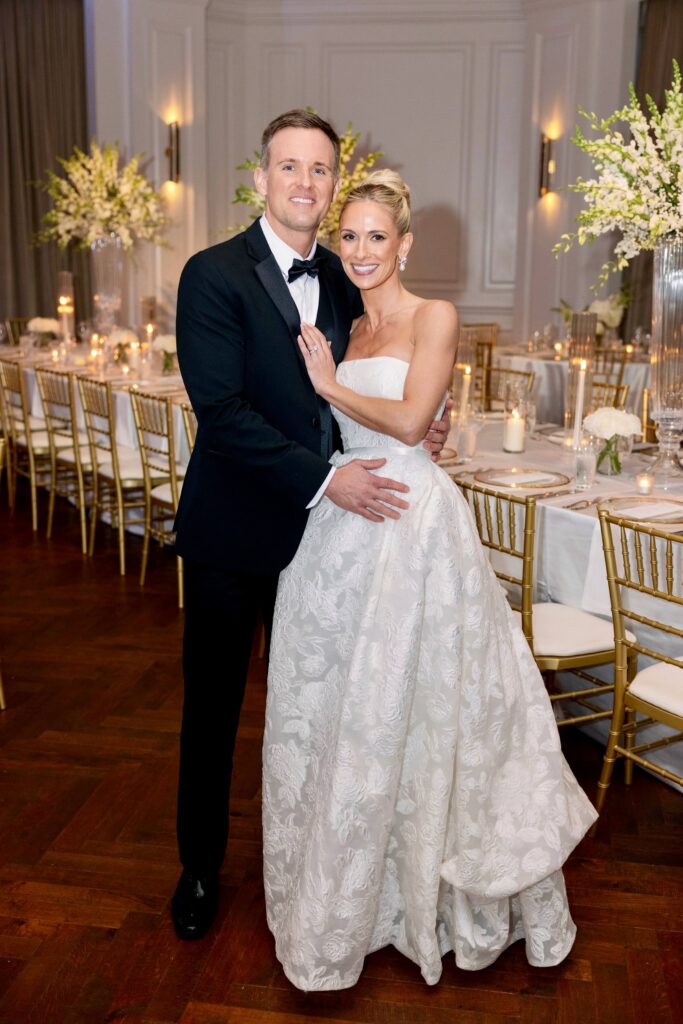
top-left (51, 348), bottom-right (60, 363)
top-left (635, 472), bottom-right (654, 495)
top-left (624, 343), bottom-right (634, 357)
top-left (503, 408), bottom-right (526, 453)
top-left (145, 323), bottom-right (155, 342)
top-left (129, 339), bottom-right (141, 372)
top-left (459, 365), bottom-right (471, 426)
top-left (553, 341), bottom-right (563, 360)
top-left (572, 358), bottom-right (587, 450)
top-left (121, 363), bottom-right (130, 376)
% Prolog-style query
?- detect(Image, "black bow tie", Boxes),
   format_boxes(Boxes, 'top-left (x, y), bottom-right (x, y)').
top-left (287, 255), bottom-right (325, 283)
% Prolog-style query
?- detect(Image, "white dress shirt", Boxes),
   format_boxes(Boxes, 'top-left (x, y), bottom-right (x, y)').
top-left (259, 214), bottom-right (336, 507)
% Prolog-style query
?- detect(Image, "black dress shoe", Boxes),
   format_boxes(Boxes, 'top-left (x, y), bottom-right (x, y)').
top-left (171, 870), bottom-right (219, 940)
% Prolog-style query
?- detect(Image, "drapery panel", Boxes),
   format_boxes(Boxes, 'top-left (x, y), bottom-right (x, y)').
top-left (0, 0), bottom-right (90, 323)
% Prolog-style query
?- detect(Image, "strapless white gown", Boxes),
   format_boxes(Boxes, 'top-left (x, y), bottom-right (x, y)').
top-left (263, 356), bottom-right (597, 991)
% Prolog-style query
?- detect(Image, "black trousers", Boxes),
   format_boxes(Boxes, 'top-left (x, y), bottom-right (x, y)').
top-left (177, 559), bottom-right (278, 874)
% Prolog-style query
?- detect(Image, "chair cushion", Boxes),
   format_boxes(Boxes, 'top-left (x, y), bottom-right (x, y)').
top-left (59, 445), bottom-right (93, 469)
top-left (97, 449), bottom-right (145, 483)
top-left (512, 603), bottom-right (636, 658)
top-left (630, 661), bottom-right (683, 718)
top-left (150, 478), bottom-right (184, 505)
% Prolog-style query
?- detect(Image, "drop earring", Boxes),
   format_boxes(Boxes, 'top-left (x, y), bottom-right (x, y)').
top-left (399, 254), bottom-right (407, 272)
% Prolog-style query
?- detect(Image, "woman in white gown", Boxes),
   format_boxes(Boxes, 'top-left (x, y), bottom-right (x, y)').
top-left (262, 170), bottom-right (597, 992)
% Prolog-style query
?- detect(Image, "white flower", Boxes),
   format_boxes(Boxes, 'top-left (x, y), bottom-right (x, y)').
top-left (152, 334), bottom-right (176, 354)
top-left (583, 406), bottom-right (642, 439)
top-left (37, 140), bottom-right (169, 252)
top-left (554, 60), bottom-right (683, 285)
top-left (27, 317), bottom-right (60, 334)
top-left (108, 328), bottom-right (138, 347)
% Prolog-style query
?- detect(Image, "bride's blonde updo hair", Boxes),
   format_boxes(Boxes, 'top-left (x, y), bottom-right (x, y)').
top-left (341, 169), bottom-right (411, 236)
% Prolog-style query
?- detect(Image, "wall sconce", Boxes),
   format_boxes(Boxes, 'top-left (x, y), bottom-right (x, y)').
top-left (165, 121), bottom-right (180, 182)
top-left (538, 133), bottom-right (556, 197)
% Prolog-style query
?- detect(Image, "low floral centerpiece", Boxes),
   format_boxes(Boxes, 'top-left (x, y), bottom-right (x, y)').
top-left (553, 289), bottom-right (629, 339)
top-left (153, 334), bottom-right (177, 374)
top-left (583, 407), bottom-right (642, 475)
top-left (27, 317), bottom-right (60, 346)
top-left (36, 140), bottom-right (168, 251)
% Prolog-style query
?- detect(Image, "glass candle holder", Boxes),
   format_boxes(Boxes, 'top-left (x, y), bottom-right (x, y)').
top-left (564, 312), bottom-right (596, 450)
top-left (56, 270), bottom-right (75, 342)
top-left (503, 382), bottom-right (527, 453)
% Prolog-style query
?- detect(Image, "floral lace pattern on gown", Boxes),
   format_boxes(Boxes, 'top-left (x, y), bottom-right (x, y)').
top-left (263, 356), bottom-right (597, 991)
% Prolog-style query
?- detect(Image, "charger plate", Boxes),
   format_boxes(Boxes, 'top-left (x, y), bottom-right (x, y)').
top-left (600, 495), bottom-right (683, 524)
top-left (436, 447), bottom-right (458, 466)
top-left (474, 467), bottom-right (570, 489)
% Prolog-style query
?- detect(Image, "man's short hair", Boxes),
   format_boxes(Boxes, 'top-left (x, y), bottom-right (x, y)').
top-left (259, 109), bottom-right (341, 176)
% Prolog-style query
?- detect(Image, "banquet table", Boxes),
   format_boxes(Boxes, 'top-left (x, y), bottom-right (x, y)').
top-left (493, 347), bottom-right (651, 425)
top-left (444, 418), bottom-right (683, 785)
top-left (4, 349), bottom-right (191, 465)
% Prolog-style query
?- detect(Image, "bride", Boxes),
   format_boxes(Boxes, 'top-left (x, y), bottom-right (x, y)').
top-left (262, 169), bottom-right (597, 991)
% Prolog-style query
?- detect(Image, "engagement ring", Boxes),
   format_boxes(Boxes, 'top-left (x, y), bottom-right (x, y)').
top-left (309, 345), bottom-right (318, 353)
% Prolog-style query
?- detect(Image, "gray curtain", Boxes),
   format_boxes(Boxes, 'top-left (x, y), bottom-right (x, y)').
top-left (0, 0), bottom-right (90, 322)
top-left (622, 0), bottom-right (683, 340)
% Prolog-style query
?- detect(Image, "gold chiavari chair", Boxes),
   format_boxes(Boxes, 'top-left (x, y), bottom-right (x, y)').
top-left (35, 368), bottom-right (92, 553)
top-left (458, 323), bottom-right (498, 407)
top-left (0, 437), bottom-right (4, 707)
top-left (5, 317), bottom-right (30, 346)
top-left (593, 347), bottom-right (627, 385)
top-left (485, 368), bottom-right (535, 411)
top-left (130, 391), bottom-right (185, 607)
top-left (595, 508), bottom-right (683, 813)
top-left (0, 357), bottom-right (51, 529)
top-left (458, 479), bottom-right (637, 727)
top-left (181, 401), bottom-right (197, 453)
top-left (590, 380), bottom-right (629, 412)
top-left (640, 387), bottom-right (658, 444)
top-left (77, 377), bottom-right (147, 575)
top-left (0, 381), bottom-right (13, 508)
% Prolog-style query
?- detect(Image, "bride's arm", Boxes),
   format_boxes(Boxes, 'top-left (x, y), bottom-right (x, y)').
top-left (298, 302), bottom-right (458, 447)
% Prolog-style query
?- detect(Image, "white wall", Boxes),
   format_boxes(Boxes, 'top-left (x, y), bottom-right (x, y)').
top-left (208, 0), bottom-right (527, 335)
top-left (83, 0), bottom-right (639, 337)
top-left (84, 0), bottom-right (210, 329)
top-left (513, 0), bottom-right (640, 340)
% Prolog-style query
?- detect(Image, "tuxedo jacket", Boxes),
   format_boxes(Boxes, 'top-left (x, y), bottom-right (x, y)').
top-left (174, 220), bottom-right (362, 575)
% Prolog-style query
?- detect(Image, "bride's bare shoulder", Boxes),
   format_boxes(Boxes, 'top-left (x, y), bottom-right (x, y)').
top-left (413, 299), bottom-right (459, 337)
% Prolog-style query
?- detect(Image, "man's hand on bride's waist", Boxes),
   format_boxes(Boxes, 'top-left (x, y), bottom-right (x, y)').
top-left (324, 458), bottom-right (410, 523)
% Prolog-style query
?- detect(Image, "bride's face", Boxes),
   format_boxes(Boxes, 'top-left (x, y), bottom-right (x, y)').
top-left (339, 201), bottom-right (411, 291)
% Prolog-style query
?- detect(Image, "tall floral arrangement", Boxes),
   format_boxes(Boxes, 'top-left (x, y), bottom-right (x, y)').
top-left (553, 60), bottom-right (683, 286)
top-left (36, 141), bottom-right (169, 251)
top-left (228, 121), bottom-right (383, 242)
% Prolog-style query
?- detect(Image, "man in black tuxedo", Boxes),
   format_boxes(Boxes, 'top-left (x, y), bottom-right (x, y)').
top-left (172, 110), bottom-right (448, 939)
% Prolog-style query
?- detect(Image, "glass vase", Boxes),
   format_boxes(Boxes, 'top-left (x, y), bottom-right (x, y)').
top-left (564, 312), bottom-right (596, 449)
top-left (90, 233), bottom-right (124, 334)
top-left (649, 238), bottom-right (683, 490)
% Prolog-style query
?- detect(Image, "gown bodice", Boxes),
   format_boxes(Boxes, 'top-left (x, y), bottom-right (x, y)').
top-left (333, 356), bottom-right (443, 453)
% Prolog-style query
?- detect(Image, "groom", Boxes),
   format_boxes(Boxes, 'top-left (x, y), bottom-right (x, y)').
top-left (172, 109), bottom-right (449, 940)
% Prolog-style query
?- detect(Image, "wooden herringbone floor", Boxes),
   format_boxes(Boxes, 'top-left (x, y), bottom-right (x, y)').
top-left (0, 481), bottom-right (682, 1024)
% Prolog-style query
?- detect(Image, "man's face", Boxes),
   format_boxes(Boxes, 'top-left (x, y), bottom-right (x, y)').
top-left (254, 127), bottom-right (338, 251)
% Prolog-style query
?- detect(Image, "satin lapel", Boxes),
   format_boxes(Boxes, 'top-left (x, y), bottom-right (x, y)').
top-left (254, 254), bottom-right (302, 357)
top-left (318, 262), bottom-right (348, 364)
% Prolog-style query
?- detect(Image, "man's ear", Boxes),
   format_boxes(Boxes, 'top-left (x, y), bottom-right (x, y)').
top-left (254, 166), bottom-right (267, 198)
top-left (332, 175), bottom-right (341, 201)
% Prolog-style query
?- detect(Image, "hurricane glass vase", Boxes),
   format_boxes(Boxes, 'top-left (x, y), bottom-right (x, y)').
top-left (564, 311), bottom-right (596, 449)
top-left (90, 233), bottom-right (124, 334)
top-left (649, 238), bottom-right (683, 490)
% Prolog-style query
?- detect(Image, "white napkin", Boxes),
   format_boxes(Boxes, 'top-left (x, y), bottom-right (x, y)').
top-left (609, 501), bottom-right (683, 522)
top-left (487, 471), bottom-right (559, 487)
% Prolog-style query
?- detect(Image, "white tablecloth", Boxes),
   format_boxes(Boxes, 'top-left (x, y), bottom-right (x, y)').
top-left (493, 348), bottom-right (651, 425)
top-left (445, 421), bottom-right (683, 784)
